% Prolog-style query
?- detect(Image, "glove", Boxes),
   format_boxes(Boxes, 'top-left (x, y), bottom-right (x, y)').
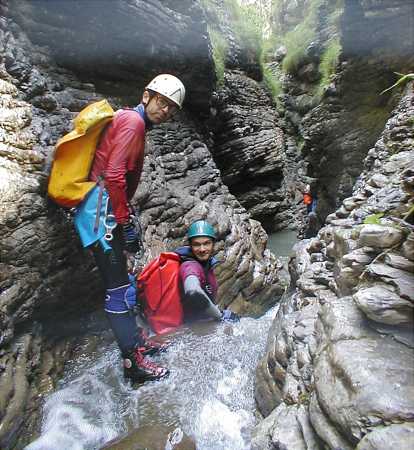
top-left (122, 221), bottom-right (141, 253)
top-left (221, 309), bottom-right (240, 322)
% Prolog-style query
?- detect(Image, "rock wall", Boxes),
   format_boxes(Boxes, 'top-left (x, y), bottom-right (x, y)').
top-left (201, 0), bottom-right (413, 233)
top-left (268, 0), bottom-right (414, 233)
top-left (253, 83), bottom-right (414, 449)
top-left (210, 71), bottom-right (301, 231)
top-left (0, 1), bottom-right (284, 447)
top-left (202, 0), bottom-right (304, 231)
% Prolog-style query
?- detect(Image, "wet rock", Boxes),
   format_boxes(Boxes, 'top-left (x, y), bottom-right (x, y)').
top-left (343, 197), bottom-right (359, 211)
top-left (368, 173), bottom-right (388, 188)
top-left (384, 253), bottom-right (414, 273)
top-left (251, 403), bottom-right (322, 450)
top-left (356, 423), bottom-right (414, 450)
top-left (274, 45), bottom-right (287, 62)
top-left (309, 393), bottom-right (354, 450)
top-left (402, 232), bottom-right (414, 261)
top-left (210, 71), bottom-right (298, 231)
top-left (307, 239), bottom-right (323, 254)
top-left (102, 425), bottom-right (196, 450)
top-left (402, 167), bottom-right (414, 195)
top-left (358, 224), bottom-right (405, 249)
top-left (364, 262), bottom-right (414, 301)
top-left (255, 81), bottom-right (414, 448)
top-left (315, 298), bottom-right (414, 443)
top-left (342, 248), bottom-right (375, 270)
top-left (354, 284), bottom-right (413, 325)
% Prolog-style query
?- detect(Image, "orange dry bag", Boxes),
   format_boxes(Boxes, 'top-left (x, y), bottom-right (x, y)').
top-left (47, 99), bottom-right (114, 208)
top-left (137, 252), bottom-right (184, 334)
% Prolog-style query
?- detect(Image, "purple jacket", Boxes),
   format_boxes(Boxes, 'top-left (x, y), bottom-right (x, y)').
top-left (175, 246), bottom-right (219, 301)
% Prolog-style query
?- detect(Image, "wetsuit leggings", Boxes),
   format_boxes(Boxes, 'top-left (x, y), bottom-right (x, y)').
top-left (90, 227), bottom-right (143, 355)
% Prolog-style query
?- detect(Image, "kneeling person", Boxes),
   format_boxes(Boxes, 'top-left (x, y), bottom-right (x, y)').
top-left (176, 220), bottom-right (239, 322)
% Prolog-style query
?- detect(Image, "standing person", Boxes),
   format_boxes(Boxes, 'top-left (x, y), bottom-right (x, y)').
top-left (176, 220), bottom-right (240, 322)
top-left (75, 74), bottom-right (185, 383)
top-left (303, 184), bottom-right (313, 214)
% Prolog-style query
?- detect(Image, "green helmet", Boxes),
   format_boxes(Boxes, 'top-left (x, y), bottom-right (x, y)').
top-left (187, 220), bottom-right (216, 240)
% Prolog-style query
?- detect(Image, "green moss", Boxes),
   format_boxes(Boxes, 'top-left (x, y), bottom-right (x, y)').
top-left (281, 0), bottom-right (323, 74)
top-left (317, 38), bottom-right (341, 95)
top-left (282, 24), bottom-right (315, 74)
top-left (298, 391), bottom-right (311, 405)
top-left (208, 25), bottom-right (228, 86)
top-left (225, 0), bottom-right (264, 65)
top-left (202, 0), bottom-right (265, 86)
top-left (262, 64), bottom-right (282, 102)
top-left (363, 213), bottom-right (384, 225)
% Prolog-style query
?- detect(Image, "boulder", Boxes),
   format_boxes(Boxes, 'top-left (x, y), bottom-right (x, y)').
top-left (251, 403), bottom-right (321, 450)
top-left (358, 224), bottom-right (405, 249)
top-left (356, 423), bottom-right (414, 450)
top-left (353, 284), bottom-right (413, 325)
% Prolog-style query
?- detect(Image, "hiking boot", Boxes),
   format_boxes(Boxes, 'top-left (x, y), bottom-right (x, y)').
top-left (139, 330), bottom-right (171, 356)
top-left (123, 347), bottom-right (169, 383)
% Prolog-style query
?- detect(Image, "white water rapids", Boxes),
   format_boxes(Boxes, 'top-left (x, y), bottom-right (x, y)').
top-left (26, 231), bottom-right (296, 450)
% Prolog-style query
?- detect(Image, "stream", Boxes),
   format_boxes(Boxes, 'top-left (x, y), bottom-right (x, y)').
top-left (26, 230), bottom-right (297, 450)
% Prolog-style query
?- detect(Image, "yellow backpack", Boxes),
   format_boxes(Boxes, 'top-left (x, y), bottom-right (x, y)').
top-left (47, 99), bottom-right (114, 208)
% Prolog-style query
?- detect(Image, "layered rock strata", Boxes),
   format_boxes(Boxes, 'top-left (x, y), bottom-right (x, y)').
top-left (253, 83), bottom-right (414, 449)
top-left (0, 1), bottom-right (284, 447)
top-left (211, 71), bottom-right (301, 231)
top-left (269, 0), bottom-right (414, 232)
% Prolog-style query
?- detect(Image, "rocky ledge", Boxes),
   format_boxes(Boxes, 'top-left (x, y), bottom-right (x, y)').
top-left (253, 83), bottom-right (414, 449)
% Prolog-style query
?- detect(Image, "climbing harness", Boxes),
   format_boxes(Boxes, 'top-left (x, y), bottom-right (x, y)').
top-left (103, 196), bottom-right (117, 241)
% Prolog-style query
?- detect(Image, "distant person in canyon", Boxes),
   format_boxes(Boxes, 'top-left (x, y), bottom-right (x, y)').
top-left (176, 220), bottom-right (240, 323)
top-left (302, 183), bottom-right (320, 238)
top-left (75, 74), bottom-right (186, 384)
top-left (303, 184), bottom-right (314, 214)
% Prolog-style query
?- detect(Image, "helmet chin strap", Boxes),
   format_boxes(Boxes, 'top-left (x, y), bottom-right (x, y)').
top-left (134, 103), bottom-right (153, 128)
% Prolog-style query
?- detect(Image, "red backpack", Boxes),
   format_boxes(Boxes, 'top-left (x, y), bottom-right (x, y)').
top-left (136, 252), bottom-right (184, 334)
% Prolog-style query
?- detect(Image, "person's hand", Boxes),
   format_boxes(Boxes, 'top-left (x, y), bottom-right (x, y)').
top-left (221, 309), bottom-right (240, 322)
top-left (122, 221), bottom-right (141, 253)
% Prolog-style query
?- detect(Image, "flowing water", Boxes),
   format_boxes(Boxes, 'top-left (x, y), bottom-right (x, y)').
top-left (26, 231), bottom-right (297, 450)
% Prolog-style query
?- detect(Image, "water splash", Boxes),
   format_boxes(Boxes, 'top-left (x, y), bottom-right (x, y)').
top-left (26, 310), bottom-right (277, 450)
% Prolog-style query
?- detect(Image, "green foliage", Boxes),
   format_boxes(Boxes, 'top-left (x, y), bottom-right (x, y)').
top-left (363, 213), bottom-right (384, 225)
top-left (262, 64), bottom-right (282, 101)
top-left (404, 205), bottom-right (414, 223)
top-left (208, 25), bottom-right (228, 86)
top-left (202, 0), bottom-right (266, 86)
top-left (317, 38), bottom-right (341, 95)
top-left (281, 0), bottom-right (323, 74)
top-left (282, 22), bottom-right (315, 74)
top-left (226, 0), bottom-right (264, 63)
top-left (380, 72), bottom-right (414, 95)
top-left (261, 33), bottom-right (279, 63)
top-left (200, 0), bottom-right (228, 86)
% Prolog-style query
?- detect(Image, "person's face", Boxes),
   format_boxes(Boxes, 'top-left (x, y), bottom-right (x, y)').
top-left (190, 237), bottom-right (214, 262)
top-left (142, 91), bottom-right (178, 124)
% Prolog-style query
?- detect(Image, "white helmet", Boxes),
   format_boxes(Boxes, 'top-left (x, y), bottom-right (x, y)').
top-left (146, 74), bottom-right (186, 109)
